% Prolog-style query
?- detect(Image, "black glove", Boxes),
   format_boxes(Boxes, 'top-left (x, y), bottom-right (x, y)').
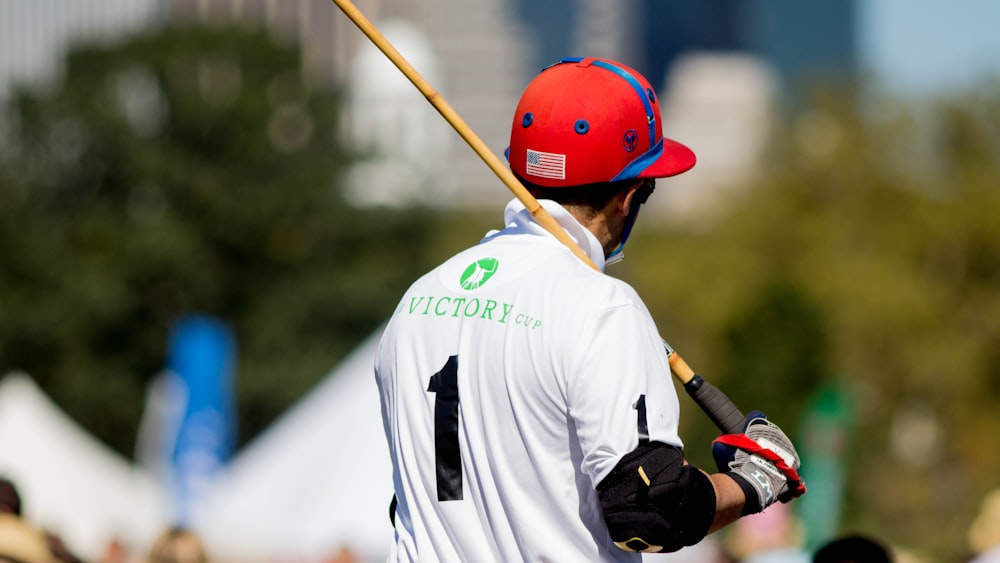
top-left (712, 412), bottom-right (806, 514)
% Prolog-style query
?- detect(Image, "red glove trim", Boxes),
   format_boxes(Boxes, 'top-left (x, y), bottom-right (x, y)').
top-left (713, 433), bottom-right (807, 499)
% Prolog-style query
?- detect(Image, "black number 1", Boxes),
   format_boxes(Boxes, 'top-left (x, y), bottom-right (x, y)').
top-left (427, 355), bottom-right (462, 501)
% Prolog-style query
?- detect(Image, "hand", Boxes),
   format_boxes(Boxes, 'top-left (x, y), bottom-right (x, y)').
top-left (712, 413), bottom-right (806, 514)
top-left (711, 410), bottom-right (765, 473)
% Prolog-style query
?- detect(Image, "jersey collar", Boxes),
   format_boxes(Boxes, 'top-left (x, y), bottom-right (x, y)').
top-left (492, 198), bottom-right (608, 272)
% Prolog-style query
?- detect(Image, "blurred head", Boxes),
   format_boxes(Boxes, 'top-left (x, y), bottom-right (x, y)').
top-left (46, 532), bottom-right (84, 563)
top-left (0, 514), bottom-right (53, 563)
top-left (0, 479), bottom-right (20, 516)
top-left (146, 527), bottom-right (209, 563)
top-left (970, 488), bottom-right (1000, 554)
top-left (813, 534), bottom-right (892, 563)
top-left (506, 57), bottom-right (695, 188)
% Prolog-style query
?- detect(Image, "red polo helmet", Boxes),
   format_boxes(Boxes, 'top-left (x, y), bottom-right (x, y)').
top-left (506, 57), bottom-right (696, 188)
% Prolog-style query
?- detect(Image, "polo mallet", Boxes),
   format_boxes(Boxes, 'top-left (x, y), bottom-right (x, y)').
top-left (331, 0), bottom-right (746, 435)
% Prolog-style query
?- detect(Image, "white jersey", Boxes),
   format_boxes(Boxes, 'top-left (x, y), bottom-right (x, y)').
top-left (375, 199), bottom-right (684, 563)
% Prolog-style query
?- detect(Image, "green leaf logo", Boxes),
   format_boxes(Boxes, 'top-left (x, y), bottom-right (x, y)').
top-left (459, 258), bottom-right (499, 290)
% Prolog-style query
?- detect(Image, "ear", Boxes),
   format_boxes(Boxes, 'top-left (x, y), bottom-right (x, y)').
top-left (617, 183), bottom-right (641, 218)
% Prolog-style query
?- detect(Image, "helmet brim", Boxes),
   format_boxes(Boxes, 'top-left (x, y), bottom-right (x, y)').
top-left (636, 137), bottom-right (697, 179)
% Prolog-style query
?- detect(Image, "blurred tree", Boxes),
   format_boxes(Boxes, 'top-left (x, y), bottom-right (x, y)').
top-left (623, 84), bottom-right (1000, 559)
top-left (717, 279), bottom-right (828, 428)
top-left (0, 25), bottom-right (479, 454)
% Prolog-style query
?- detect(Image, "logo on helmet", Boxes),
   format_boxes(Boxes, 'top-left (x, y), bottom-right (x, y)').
top-left (622, 129), bottom-right (639, 152)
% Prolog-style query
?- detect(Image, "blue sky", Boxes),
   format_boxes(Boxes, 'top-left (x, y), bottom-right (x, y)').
top-left (860, 0), bottom-right (1000, 96)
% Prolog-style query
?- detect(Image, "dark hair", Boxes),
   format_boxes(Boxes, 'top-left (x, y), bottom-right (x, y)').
top-left (0, 477), bottom-right (21, 516)
top-left (514, 173), bottom-right (639, 219)
top-left (813, 534), bottom-right (892, 563)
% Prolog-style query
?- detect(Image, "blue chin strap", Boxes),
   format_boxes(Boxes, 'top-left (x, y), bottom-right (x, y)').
top-left (604, 203), bottom-right (640, 266)
top-left (605, 180), bottom-right (654, 266)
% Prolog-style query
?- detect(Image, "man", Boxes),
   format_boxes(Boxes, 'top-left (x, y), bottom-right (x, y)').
top-left (0, 514), bottom-right (53, 563)
top-left (374, 57), bottom-right (804, 562)
top-left (813, 534), bottom-right (892, 563)
top-left (0, 478), bottom-right (20, 517)
top-left (0, 478), bottom-right (54, 563)
top-left (0, 477), bottom-right (83, 563)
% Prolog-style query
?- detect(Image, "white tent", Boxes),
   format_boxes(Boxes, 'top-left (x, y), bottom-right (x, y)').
top-left (193, 329), bottom-right (395, 563)
top-left (0, 372), bottom-right (169, 560)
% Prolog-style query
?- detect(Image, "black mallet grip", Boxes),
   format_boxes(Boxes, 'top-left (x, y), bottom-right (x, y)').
top-left (663, 339), bottom-right (745, 435)
top-left (683, 375), bottom-right (746, 435)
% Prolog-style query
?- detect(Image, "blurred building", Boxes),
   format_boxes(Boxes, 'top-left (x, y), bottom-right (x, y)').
top-left (0, 0), bottom-right (860, 212)
top-left (161, 0), bottom-right (859, 213)
top-left (640, 0), bottom-right (858, 106)
top-left (165, 0), bottom-right (532, 208)
top-left (636, 0), bottom-right (859, 216)
top-left (0, 0), bottom-right (160, 97)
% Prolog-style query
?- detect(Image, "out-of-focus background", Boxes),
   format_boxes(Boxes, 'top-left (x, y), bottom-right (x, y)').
top-left (0, 0), bottom-right (998, 562)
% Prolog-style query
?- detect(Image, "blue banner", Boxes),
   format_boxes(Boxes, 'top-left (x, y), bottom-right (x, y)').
top-left (165, 314), bottom-right (237, 524)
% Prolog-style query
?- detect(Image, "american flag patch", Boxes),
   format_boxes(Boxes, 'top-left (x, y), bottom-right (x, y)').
top-left (525, 149), bottom-right (566, 180)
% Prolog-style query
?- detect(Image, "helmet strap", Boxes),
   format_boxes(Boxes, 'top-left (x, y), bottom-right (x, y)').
top-left (605, 180), bottom-right (653, 265)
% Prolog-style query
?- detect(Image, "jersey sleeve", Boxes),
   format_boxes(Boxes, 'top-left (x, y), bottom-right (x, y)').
top-left (563, 287), bottom-right (683, 489)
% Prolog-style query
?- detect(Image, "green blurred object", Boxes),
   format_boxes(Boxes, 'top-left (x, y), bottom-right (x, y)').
top-left (795, 383), bottom-right (855, 551)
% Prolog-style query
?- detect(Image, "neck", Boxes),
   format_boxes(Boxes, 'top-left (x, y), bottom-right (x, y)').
top-left (565, 201), bottom-right (624, 258)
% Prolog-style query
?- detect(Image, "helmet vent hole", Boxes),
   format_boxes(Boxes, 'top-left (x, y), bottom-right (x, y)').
top-left (522, 112), bottom-right (534, 127)
top-left (574, 119), bottom-right (589, 134)
top-left (646, 88), bottom-right (655, 102)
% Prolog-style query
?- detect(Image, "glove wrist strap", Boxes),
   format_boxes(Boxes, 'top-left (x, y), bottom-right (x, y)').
top-left (724, 471), bottom-right (763, 515)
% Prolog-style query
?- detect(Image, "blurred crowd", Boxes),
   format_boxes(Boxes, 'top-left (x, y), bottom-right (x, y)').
top-left (672, 493), bottom-right (1000, 563)
top-left (5, 473), bottom-right (1000, 563)
top-left (1, 476), bottom-right (211, 563)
